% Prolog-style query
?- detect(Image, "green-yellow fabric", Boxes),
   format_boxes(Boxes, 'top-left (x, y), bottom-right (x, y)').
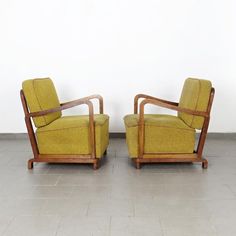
top-left (124, 114), bottom-right (195, 158)
top-left (22, 78), bottom-right (61, 128)
top-left (36, 114), bottom-right (109, 158)
top-left (178, 78), bottom-right (212, 130)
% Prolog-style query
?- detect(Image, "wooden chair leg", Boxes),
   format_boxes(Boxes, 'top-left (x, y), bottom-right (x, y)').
top-left (135, 159), bottom-right (141, 169)
top-left (28, 159), bottom-right (34, 169)
top-left (93, 160), bottom-right (99, 170)
top-left (202, 159), bottom-right (208, 169)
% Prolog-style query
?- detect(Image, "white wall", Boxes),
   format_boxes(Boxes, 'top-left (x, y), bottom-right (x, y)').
top-left (0, 0), bottom-right (235, 133)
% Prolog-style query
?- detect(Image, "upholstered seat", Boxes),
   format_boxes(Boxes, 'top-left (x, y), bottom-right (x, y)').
top-left (123, 78), bottom-right (215, 169)
top-left (36, 114), bottom-right (109, 157)
top-left (20, 78), bottom-right (109, 169)
top-left (124, 114), bottom-right (195, 157)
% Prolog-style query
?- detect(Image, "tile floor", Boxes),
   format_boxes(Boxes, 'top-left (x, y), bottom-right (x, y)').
top-left (0, 137), bottom-right (236, 235)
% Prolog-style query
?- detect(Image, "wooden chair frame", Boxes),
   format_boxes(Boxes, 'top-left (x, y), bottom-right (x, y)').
top-left (20, 90), bottom-right (106, 170)
top-left (133, 88), bottom-right (215, 169)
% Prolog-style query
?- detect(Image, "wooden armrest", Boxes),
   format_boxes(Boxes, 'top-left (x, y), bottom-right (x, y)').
top-left (134, 94), bottom-right (178, 114)
top-left (139, 98), bottom-right (209, 120)
top-left (61, 94), bottom-right (104, 114)
top-left (28, 98), bottom-right (94, 118)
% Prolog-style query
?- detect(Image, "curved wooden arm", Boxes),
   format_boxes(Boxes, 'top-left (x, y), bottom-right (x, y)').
top-left (28, 98), bottom-right (95, 118)
top-left (139, 98), bottom-right (209, 119)
top-left (134, 94), bottom-right (178, 114)
top-left (61, 94), bottom-right (103, 114)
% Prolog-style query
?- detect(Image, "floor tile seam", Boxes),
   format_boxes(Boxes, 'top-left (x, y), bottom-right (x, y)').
top-left (225, 184), bottom-right (236, 197)
top-left (158, 216), bottom-right (165, 236)
top-left (24, 173), bottom-right (63, 176)
top-left (131, 201), bottom-right (135, 217)
top-left (159, 216), bottom-right (218, 235)
top-left (69, 186), bottom-right (80, 198)
top-left (14, 197), bottom-right (74, 200)
top-left (66, 196), bottom-right (95, 203)
top-left (44, 166), bottom-right (52, 174)
top-left (54, 175), bottom-right (62, 187)
top-left (33, 184), bottom-right (75, 189)
top-left (111, 163), bottom-right (115, 174)
top-left (207, 216), bottom-right (222, 235)
top-left (57, 184), bottom-right (113, 188)
top-left (52, 216), bottom-right (63, 236)
top-left (37, 198), bottom-right (48, 216)
top-left (12, 213), bottom-right (59, 217)
top-left (22, 213), bottom-right (63, 218)
top-left (152, 195), bottom-right (236, 201)
top-left (150, 197), bottom-right (236, 206)
top-left (21, 184), bottom-right (63, 187)
top-left (109, 216), bottom-right (163, 235)
top-left (161, 215), bottom-right (210, 219)
top-left (108, 216), bottom-right (112, 236)
top-left (133, 196), bottom-right (155, 217)
top-left (1, 215), bottom-right (16, 236)
top-left (86, 201), bottom-right (91, 216)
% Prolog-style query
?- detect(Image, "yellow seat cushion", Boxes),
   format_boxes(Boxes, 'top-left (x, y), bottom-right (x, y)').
top-left (124, 114), bottom-right (195, 158)
top-left (36, 114), bottom-right (109, 158)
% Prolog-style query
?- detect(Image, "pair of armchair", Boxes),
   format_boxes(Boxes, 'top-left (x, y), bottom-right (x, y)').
top-left (21, 78), bottom-right (214, 170)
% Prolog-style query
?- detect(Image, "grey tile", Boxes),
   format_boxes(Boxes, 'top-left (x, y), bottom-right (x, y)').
top-left (57, 174), bottom-right (114, 186)
top-left (134, 198), bottom-right (213, 218)
top-left (210, 216), bottom-right (236, 236)
top-left (3, 215), bottom-right (60, 236)
top-left (56, 216), bottom-right (110, 236)
top-left (204, 139), bottom-right (236, 158)
top-left (25, 186), bottom-right (74, 199)
top-left (111, 184), bottom-right (164, 200)
top-left (19, 174), bottom-right (61, 186)
top-left (0, 185), bottom-right (36, 199)
top-left (0, 216), bottom-right (13, 235)
top-left (40, 198), bottom-right (89, 216)
top-left (71, 185), bottom-right (111, 200)
top-left (161, 216), bottom-right (217, 236)
top-left (0, 151), bottom-right (31, 170)
top-left (0, 198), bottom-right (45, 217)
top-left (110, 216), bottom-right (163, 236)
top-left (88, 198), bottom-right (134, 217)
top-left (2, 140), bottom-right (31, 152)
top-left (206, 199), bottom-right (236, 217)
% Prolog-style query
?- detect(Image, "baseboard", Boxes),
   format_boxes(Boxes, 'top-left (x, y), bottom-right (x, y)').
top-left (0, 133), bottom-right (28, 140)
top-left (109, 133), bottom-right (126, 138)
top-left (0, 132), bottom-right (235, 140)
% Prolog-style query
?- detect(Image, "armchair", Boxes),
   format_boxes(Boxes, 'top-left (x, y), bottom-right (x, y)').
top-left (124, 78), bottom-right (215, 169)
top-left (20, 78), bottom-right (109, 169)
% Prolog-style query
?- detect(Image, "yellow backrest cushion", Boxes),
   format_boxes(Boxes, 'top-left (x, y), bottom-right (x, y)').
top-left (178, 78), bottom-right (212, 130)
top-left (22, 78), bottom-right (61, 128)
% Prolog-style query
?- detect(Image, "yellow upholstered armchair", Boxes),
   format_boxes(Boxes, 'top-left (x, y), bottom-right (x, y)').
top-left (124, 78), bottom-right (215, 169)
top-left (20, 78), bottom-right (109, 169)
